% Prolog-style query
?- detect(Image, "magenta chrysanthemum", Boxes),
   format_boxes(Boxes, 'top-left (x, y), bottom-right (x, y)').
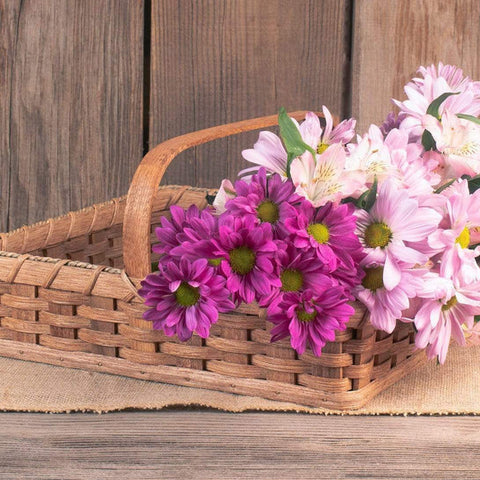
top-left (285, 200), bottom-right (365, 287)
top-left (153, 205), bottom-right (218, 262)
top-left (260, 243), bottom-right (332, 312)
top-left (139, 258), bottom-right (235, 341)
top-left (224, 168), bottom-right (303, 237)
top-left (209, 215), bottom-right (281, 304)
top-left (268, 287), bottom-right (354, 356)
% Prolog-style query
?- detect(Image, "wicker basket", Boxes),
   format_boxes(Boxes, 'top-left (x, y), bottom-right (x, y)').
top-left (0, 112), bottom-right (427, 410)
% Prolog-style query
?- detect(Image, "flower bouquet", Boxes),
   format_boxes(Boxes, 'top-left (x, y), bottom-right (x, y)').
top-left (140, 63), bottom-right (480, 366)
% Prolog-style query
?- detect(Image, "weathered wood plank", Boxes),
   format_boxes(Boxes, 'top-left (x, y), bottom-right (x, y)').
top-left (150, 0), bottom-right (351, 188)
top-left (351, 0), bottom-right (480, 133)
top-left (4, 0), bottom-right (143, 231)
top-left (1, 412), bottom-right (479, 479)
top-left (0, 0), bottom-right (21, 232)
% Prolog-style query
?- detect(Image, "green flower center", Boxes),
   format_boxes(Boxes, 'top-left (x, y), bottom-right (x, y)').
top-left (280, 269), bottom-right (304, 292)
top-left (361, 266), bottom-right (384, 292)
top-left (296, 308), bottom-right (317, 323)
top-left (307, 223), bottom-right (330, 244)
top-left (455, 227), bottom-right (470, 249)
top-left (229, 246), bottom-right (256, 275)
top-left (442, 296), bottom-right (458, 311)
top-left (317, 142), bottom-right (329, 154)
top-left (364, 222), bottom-right (392, 248)
top-left (257, 200), bottom-right (280, 224)
top-left (175, 282), bottom-right (200, 307)
top-left (208, 258), bottom-right (222, 267)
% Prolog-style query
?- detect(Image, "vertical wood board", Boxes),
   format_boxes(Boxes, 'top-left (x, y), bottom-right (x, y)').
top-left (150, 0), bottom-right (352, 188)
top-left (351, 0), bottom-right (480, 133)
top-left (3, 0), bottom-right (144, 231)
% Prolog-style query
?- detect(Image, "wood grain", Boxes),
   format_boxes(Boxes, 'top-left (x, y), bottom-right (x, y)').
top-left (351, 0), bottom-right (480, 132)
top-left (2, 0), bottom-right (143, 231)
top-left (150, 0), bottom-right (351, 187)
top-left (1, 412), bottom-right (479, 479)
top-left (0, 1), bottom-right (21, 232)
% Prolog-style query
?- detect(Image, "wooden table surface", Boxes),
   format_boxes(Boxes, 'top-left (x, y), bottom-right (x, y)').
top-left (1, 411), bottom-right (479, 479)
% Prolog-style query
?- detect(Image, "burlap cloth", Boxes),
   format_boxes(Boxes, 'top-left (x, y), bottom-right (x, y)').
top-left (0, 344), bottom-right (479, 414)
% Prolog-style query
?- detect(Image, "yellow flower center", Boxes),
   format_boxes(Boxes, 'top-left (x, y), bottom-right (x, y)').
top-left (317, 142), bottom-right (329, 154)
top-left (175, 282), bottom-right (200, 307)
top-left (229, 246), bottom-right (256, 275)
top-left (280, 269), bottom-right (304, 292)
top-left (442, 296), bottom-right (458, 311)
top-left (208, 258), bottom-right (222, 267)
top-left (296, 308), bottom-right (317, 322)
top-left (361, 266), bottom-right (384, 292)
top-left (257, 200), bottom-right (280, 224)
top-left (307, 223), bottom-right (330, 244)
top-left (364, 222), bottom-right (392, 248)
top-left (455, 226), bottom-right (470, 249)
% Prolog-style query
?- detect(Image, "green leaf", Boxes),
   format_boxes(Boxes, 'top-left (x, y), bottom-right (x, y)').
top-left (474, 315), bottom-right (480, 324)
top-left (278, 107), bottom-right (317, 178)
top-left (421, 129), bottom-right (437, 151)
top-left (426, 91), bottom-right (460, 119)
top-left (434, 178), bottom-right (456, 194)
top-left (457, 113), bottom-right (480, 125)
top-left (468, 174), bottom-right (480, 193)
top-left (340, 196), bottom-right (358, 205)
top-left (151, 262), bottom-right (160, 273)
top-left (355, 176), bottom-right (378, 211)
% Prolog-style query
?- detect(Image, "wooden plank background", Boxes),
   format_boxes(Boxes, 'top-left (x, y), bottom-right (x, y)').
top-left (1, 0), bottom-right (480, 230)
top-left (2, 411), bottom-right (480, 479)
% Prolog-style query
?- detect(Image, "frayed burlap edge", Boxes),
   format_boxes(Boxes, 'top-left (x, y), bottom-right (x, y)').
top-left (0, 344), bottom-right (478, 415)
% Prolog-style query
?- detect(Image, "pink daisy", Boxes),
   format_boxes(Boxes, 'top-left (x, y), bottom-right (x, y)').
top-left (356, 178), bottom-right (441, 290)
top-left (413, 272), bottom-right (480, 363)
top-left (139, 258), bottom-right (235, 341)
top-left (428, 179), bottom-right (480, 283)
top-left (355, 261), bottom-right (425, 334)
top-left (383, 128), bottom-right (440, 196)
top-left (465, 321), bottom-right (480, 346)
top-left (394, 62), bottom-right (480, 139)
top-left (268, 287), bottom-right (354, 356)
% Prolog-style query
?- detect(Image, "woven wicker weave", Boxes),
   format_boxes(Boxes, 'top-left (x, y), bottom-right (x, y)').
top-left (0, 112), bottom-right (427, 409)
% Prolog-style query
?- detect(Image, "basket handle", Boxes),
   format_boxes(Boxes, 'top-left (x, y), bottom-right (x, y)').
top-left (123, 110), bottom-right (318, 278)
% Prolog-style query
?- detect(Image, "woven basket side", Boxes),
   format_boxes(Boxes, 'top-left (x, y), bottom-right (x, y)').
top-left (0, 249), bottom-right (424, 408)
top-left (0, 185), bottom-right (209, 260)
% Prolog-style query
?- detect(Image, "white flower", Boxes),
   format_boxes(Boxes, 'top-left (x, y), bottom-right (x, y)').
top-left (290, 143), bottom-right (365, 207)
top-left (423, 110), bottom-right (480, 180)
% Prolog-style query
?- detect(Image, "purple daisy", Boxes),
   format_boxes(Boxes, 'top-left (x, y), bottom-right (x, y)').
top-left (153, 205), bottom-right (218, 262)
top-left (285, 201), bottom-right (365, 286)
top-left (209, 215), bottom-right (282, 304)
top-left (224, 168), bottom-right (304, 237)
top-left (259, 243), bottom-right (332, 312)
top-left (139, 258), bottom-right (235, 341)
top-left (268, 287), bottom-right (354, 356)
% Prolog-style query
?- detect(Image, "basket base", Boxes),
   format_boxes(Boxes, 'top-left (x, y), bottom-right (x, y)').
top-left (0, 339), bottom-right (427, 410)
